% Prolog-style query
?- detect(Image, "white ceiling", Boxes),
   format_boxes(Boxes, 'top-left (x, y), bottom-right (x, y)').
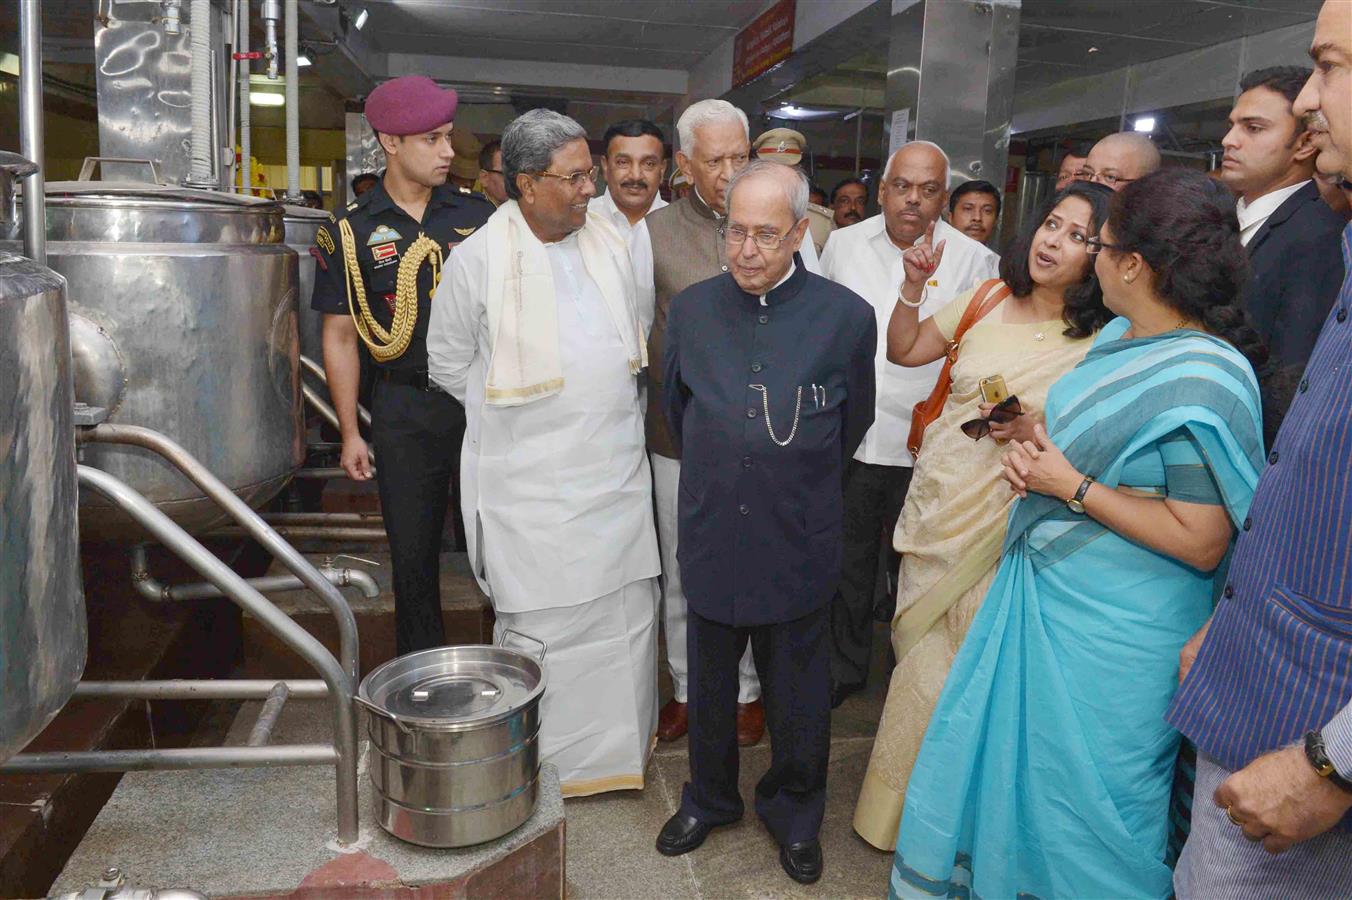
top-left (359, 0), bottom-right (771, 70)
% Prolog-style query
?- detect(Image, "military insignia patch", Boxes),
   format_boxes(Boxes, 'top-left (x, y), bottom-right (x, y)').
top-left (315, 225), bottom-right (335, 254)
top-left (453, 226), bottom-right (476, 236)
top-left (371, 242), bottom-right (398, 262)
top-left (367, 224), bottom-right (403, 246)
top-left (346, 201), bottom-right (358, 211)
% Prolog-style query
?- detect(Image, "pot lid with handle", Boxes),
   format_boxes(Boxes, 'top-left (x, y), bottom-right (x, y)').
top-left (357, 632), bottom-right (547, 730)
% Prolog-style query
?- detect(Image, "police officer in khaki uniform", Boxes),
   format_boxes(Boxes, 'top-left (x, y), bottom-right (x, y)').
top-left (752, 127), bottom-right (835, 253)
top-left (311, 75), bottom-right (494, 655)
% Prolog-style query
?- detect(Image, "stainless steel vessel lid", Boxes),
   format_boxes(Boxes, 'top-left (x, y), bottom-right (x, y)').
top-left (359, 645), bottom-right (546, 729)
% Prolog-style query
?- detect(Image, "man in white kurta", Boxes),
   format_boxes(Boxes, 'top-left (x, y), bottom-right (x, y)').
top-left (818, 142), bottom-right (999, 703)
top-left (427, 109), bottom-right (661, 798)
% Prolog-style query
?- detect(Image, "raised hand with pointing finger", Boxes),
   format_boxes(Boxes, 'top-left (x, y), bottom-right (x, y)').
top-left (899, 219), bottom-right (947, 306)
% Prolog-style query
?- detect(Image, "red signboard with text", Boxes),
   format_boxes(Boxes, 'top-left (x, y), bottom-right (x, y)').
top-left (732, 0), bottom-right (796, 88)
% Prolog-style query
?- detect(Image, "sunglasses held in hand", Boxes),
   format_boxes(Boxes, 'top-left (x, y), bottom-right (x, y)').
top-left (961, 395), bottom-right (1023, 441)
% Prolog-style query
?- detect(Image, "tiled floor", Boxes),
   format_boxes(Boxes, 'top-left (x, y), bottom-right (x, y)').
top-left (565, 624), bottom-right (897, 899)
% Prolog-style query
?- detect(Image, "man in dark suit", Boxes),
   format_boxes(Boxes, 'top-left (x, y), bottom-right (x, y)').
top-left (1221, 66), bottom-right (1346, 373)
top-left (654, 161), bottom-right (876, 885)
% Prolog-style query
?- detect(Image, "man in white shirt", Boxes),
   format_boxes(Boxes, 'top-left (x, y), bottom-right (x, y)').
top-left (427, 109), bottom-right (661, 798)
top-left (819, 141), bottom-right (999, 705)
top-left (1220, 65), bottom-right (1346, 373)
top-left (592, 118), bottom-right (669, 334)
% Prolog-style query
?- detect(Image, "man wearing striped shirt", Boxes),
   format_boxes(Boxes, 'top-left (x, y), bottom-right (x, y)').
top-left (1168, 3), bottom-right (1352, 895)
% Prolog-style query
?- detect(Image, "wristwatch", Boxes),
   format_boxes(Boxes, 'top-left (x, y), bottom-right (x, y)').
top-left (1304, 731), bottom-right (1352, 795)
top-left (1066, 475), bottom-right (1095, 515)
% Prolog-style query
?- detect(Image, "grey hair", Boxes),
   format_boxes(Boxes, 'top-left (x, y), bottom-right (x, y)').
top-left (884, 140), bottom-right (952, 189)
top-left (677, 99), bottom-right (749, 157)
top-left (501, 109), bottom-right (589, 201)
top-left (727, 159), bottom-right (809, 223)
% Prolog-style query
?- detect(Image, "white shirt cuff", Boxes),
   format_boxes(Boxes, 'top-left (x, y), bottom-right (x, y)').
top-left (1321, 702), bottom-right (1352, 776)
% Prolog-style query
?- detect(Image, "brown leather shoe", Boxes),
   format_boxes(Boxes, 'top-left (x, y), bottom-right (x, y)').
top-left (737, 699), bottom-right (766, 746)
top-left (657, 699), bottom-right (688, 741)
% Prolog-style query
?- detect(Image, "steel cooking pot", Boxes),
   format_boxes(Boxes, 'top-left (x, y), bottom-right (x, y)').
top-left (355, 630), bottom-right (546, 847)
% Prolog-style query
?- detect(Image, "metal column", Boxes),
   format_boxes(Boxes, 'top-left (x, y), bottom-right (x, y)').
top-left (18, 0), bottom-right (45, 264)
top-left (884, 0), bottom-right (1021, 187)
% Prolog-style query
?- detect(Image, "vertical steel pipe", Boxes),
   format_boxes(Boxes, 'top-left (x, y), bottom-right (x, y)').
top-left (18, 0), bottom-right (46, 265)
top-left (238, 0), bottom-right (252, 194)
top-left (76, 465), bottom-right (359, 844)
top-left (187, 0), bottom-right (215, 186)
top-left (284, 0), bottom-right (301, 201)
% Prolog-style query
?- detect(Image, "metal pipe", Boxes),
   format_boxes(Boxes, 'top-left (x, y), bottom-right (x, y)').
top-left (186, 0), bottom-right (215, 187)
top-left (73, 465), bottom-right (358, 844)
top-left (85, 425), bottom-right (359, 685)
top-left (74, 679), bottom-right (327, 700)
top-left (210, 525), bottom-right (388, 542)
top-left (284, 0), bottom-right (301, 202)
top-left (238, 0), bottom-right (251, 195)
top-left (302, 382), bottom-right (342, 434)
top-left (291, 467), bottom-right (360, 480)
top-left (261, 0), bottom-right (281, 80)
top-left (18, 0), bottom-right (46, 265)
top-left (130, 544), bottom-right (379, 602)
top-left (247, 682), bottom-right (291, 746)
top-left (0, 744), bottom-right (336, 773)
top-left (261, 512), bottom-right (384, 526)
top-left (227, 0), bottom-right (239, 191)
top-left (300, 355), bottom-right (372, 429)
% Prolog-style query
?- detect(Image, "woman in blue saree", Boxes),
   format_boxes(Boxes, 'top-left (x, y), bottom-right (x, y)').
top-left (891, 170), bottom-right (1271, 899)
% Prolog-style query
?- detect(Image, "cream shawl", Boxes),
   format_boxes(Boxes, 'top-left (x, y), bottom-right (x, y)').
top-left (481, 200), bottom-right (646, 406)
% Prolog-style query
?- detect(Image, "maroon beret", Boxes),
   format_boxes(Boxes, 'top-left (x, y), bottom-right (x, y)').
top-left (364, 76), bottom-right (458, 136)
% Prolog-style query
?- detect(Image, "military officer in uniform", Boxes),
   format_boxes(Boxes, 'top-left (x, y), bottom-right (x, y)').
top-left (752, 127), bottom-right (835, 254)
top-left (311, 75), bottom-right (494, 656)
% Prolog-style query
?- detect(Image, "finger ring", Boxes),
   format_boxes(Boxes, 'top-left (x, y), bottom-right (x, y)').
top-left (1226, 806), bottom-right (1245, 827)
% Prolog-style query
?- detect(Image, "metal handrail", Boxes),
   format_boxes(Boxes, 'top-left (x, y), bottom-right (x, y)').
top-left (79, 423), bottom-right (360, 684)
top-left (40, 465), bottom-right (361, 844)
top-left (299, 354), bottom-right (373, 430)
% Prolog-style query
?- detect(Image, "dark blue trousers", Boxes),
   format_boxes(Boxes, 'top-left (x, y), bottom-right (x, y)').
top-left (679, 605), bottom-right (830, 846)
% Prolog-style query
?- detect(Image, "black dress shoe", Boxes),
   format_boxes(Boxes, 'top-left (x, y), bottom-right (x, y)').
top-left (831, 680), bottom-right (864, 709)
top-left (656, 812), bottom-right (717, 856)
top-left (779, 839), bottom-right (823, 884)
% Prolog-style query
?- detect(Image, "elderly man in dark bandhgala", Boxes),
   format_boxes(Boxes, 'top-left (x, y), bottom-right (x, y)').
top-left (1169, 2), bottom-right (1352, 895)
top-left (645, 98), bottom-right (821, 748)
top-left (427, 109), bottom-right (660, 798)
top-left (655, 160), bottom-right (876, 885)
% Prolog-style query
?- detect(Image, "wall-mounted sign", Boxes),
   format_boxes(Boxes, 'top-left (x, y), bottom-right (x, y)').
top-left (732, 0), bottom-right (796, 89)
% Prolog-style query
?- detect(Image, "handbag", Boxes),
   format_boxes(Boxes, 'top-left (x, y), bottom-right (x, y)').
top-left (906, 279), bottom-right (1012, 459)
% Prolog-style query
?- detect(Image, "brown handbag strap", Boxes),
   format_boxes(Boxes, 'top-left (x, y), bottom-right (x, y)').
top-left (945, 279), bottom-right (1012, 362)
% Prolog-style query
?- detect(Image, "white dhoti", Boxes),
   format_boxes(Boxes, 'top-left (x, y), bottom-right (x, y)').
top-left (651, 453), bottom-right (760, 704)
top-left (494, 577), bottom-right (660, 797)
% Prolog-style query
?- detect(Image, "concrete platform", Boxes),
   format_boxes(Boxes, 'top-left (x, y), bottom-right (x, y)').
top-left (53, 698), bottom-right (565, 898)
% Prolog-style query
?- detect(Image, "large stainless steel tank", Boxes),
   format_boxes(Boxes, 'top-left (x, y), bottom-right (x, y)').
top-left (25, 183), bottom-right (304, 540)
top-left (283, 205), bottom-right (331, 367)
top-left (0, 156), bottom-right (87, 761)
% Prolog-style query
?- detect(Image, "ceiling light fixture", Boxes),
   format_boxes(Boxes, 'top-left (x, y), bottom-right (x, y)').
top-left (1087, 46), bottom-right (1099, 53)
top-left (353, 8), bottom-right (368, 30)
top-left (1133, 116), bottom-right (1156, 133)
top-left (250, 93), bottom-right (285, 107)
top-left (296, 53), bottom-right (312, 67)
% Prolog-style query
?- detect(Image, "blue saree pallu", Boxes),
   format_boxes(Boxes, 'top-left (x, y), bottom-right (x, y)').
top-left (891, 319), bottom-right (1265, 900)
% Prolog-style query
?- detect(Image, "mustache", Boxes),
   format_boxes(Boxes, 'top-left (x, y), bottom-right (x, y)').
top-left (840, 210), bottom-right (862, 222)
top-left (1306, 110), bottom-right (1331, 132)
top-left (620, 180), bottom-right (650, 191)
